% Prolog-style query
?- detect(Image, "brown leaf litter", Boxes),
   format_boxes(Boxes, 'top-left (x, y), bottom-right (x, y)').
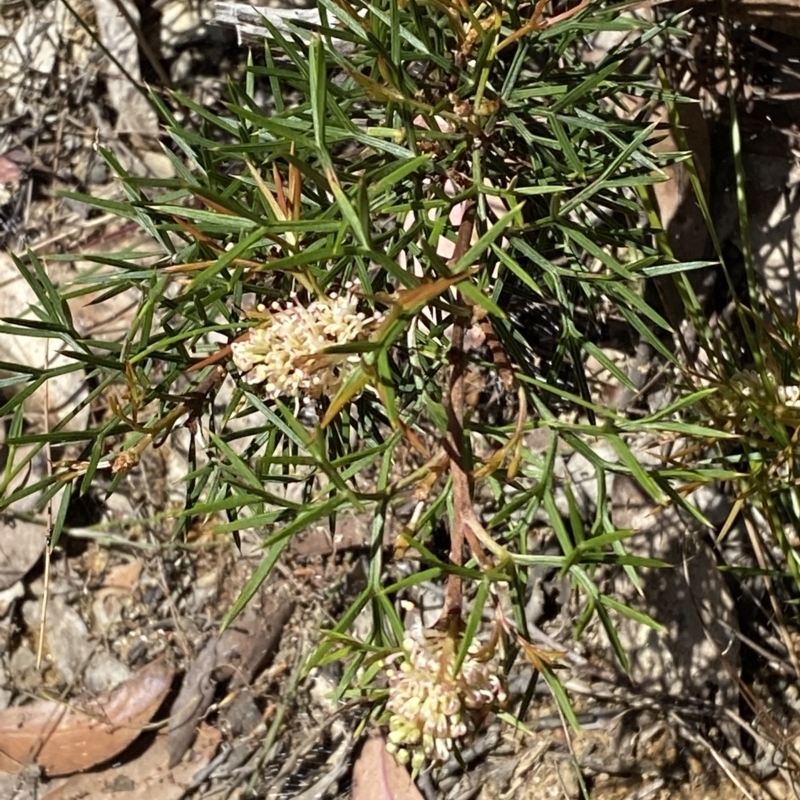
top-left (0, 659), bottom-right (173, 776)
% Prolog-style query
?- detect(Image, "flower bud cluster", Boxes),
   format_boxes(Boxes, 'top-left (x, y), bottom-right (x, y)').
top-left (384, 632), bottom-right (506, 774)
top-left (711, 370), bottom-right (800, 434)
top-left (231, 284), bottom-right (383, 402)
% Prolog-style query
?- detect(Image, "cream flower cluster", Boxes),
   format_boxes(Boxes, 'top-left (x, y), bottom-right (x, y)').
top-left (384, 633), bottom-right (506, 774)
top-left (712, 370), bottom-right (800, 434)
top-left (231, 285), bottom-right (382, 402)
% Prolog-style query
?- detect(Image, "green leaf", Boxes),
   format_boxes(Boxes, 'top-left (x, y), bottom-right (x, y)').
top-left (221, 536), bottom-right (291, 630)
top-left (453, 202), bottom-right (524, 274)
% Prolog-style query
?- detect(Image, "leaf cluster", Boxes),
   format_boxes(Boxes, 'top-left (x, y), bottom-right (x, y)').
top-left (0, 0), bottom-right (725, 736)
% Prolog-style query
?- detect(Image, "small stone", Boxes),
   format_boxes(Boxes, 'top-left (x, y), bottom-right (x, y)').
top-left (0, 581), bottom-right (24, 618)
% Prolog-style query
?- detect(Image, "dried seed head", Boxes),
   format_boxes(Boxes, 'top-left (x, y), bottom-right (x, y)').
top-left (231, 286), bottom-right (383, 403)
top-left (111, 450), bottom-right (140, 475)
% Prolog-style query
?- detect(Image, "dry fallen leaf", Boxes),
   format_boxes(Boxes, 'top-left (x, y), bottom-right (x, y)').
top-left (167, 587), bottom-right (293, 766)
top-left (167, 637), bottom-right (218, 769)
top-left (41, 724), bottom-right (221, 800)
top-left (0, 659), bottom-right (174, 776)
top-left (351, 734), bottom-right (425, 800)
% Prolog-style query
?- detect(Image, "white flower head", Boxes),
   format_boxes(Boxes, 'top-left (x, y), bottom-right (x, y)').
top-left (383, 630), bottom-right (506, 775)
top-left (713, 370), bottom-right (800, 434)
top-left (231, 283), bottom-right (383, 403)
